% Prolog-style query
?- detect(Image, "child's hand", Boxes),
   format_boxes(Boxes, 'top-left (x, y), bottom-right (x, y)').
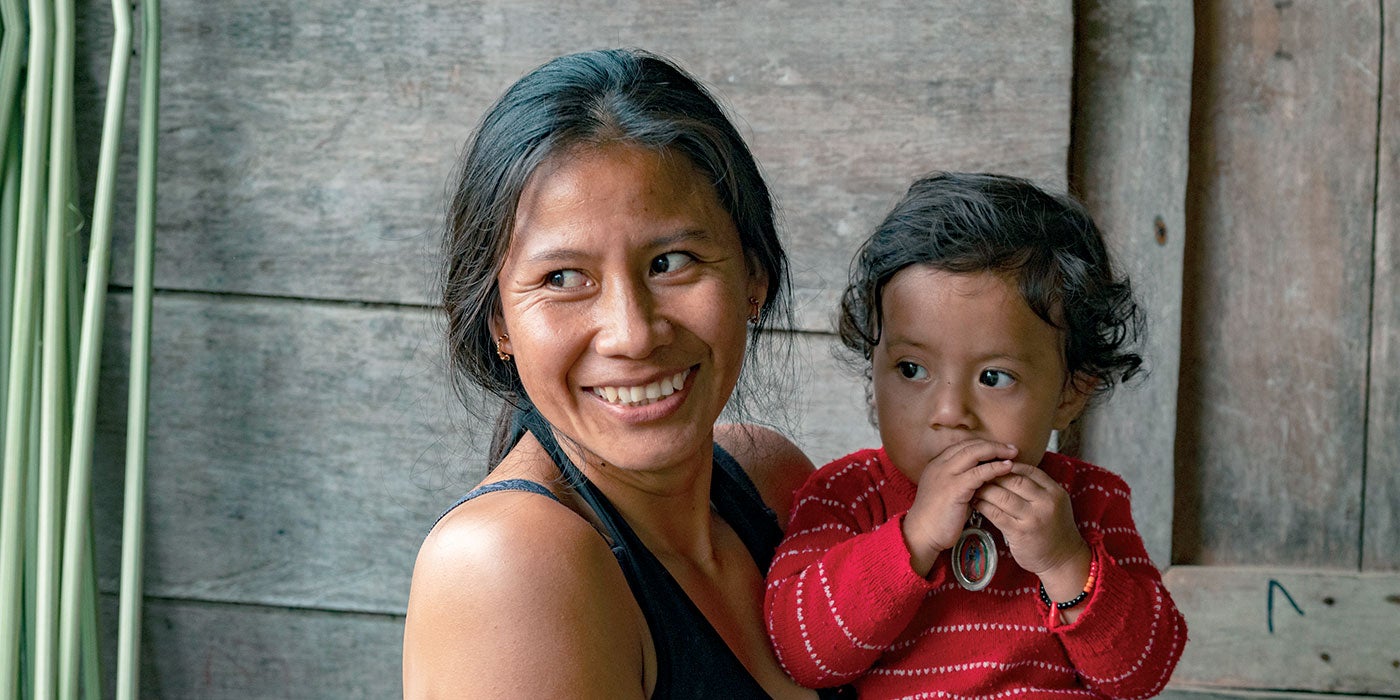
top-left (900, 440), bottom-right (1018, 577)
top-left (974, 463), bottom-right (1092, 603)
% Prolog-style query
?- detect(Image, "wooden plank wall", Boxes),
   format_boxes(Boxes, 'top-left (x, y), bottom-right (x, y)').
top-left (1175, 0), bottom-right (1381, 569)
top-left (1069, 0), bottom-right (1193, 569)
top-left (83, 1), bottom-right (1074, 697)
top-left (1365, 0), bottom-right (1399, 573)
top-left (1167, 1), bottom-right (1400, 697)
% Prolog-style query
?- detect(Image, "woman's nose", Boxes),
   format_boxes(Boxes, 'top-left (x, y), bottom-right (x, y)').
top-left (929, 379), bottom-right (976, 430)
top-left (592, 281), bottom-right (673, 358)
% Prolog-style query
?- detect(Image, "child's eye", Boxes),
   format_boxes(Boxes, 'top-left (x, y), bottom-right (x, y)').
top-left (650, 252), bottom-right (695, 275)
top-left (978, 369), bottom-right (1015, 388)
top-left (545, 269), bottom-right (589, 289)
top-left (897, 361), bottom-right (928, 380)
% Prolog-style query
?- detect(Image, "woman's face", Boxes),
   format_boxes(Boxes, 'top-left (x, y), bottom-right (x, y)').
top-left (495, 142), bottom-right (765, 476)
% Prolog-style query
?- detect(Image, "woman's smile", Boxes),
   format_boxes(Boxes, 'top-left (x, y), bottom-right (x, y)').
top-left (587, 366), bottom-right (693, 407)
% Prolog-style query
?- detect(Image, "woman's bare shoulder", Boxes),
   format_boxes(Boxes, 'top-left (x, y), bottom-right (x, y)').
top-left (714, 423), bottom-right (815, 527)
top-left (403, 488), bottom-right (647, 698)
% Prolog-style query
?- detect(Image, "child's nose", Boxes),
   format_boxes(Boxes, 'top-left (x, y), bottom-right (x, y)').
top-left (928, 379), bottom-right (975, 430)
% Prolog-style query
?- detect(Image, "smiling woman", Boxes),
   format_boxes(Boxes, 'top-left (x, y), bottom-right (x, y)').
top-left (402, 49), bottom-right (836, 699)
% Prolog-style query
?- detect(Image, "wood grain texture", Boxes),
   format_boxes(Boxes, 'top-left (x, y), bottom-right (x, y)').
top-left (1068, 0), bottom-right (1193, 569)
top-left (1365, 0), bottom-right (1400, 573)
top-left (1161, 687), bottom-right (1384, 700)
top-left (93, 294), bottom-right (876, 614)
top-left (96, 595), bottom-right (404, 700)
top-left (1175, 0), bottom-right (1380, 568)
top-left (78, 0), bottom-right (1072, 331)
top-left (93, 293), bottom-right (479, 614)
top-left (1164, 566), bottom-right (1400, 695)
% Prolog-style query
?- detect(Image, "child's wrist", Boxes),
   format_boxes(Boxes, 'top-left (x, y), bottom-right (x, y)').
top-left (1036, 541), bottom-right (1093, 604)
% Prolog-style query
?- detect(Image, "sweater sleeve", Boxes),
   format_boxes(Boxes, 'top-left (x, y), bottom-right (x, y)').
top-left (1048, 467), bottom-right (1188, 698)
top-left (763, 460), bottom-right (941, 688)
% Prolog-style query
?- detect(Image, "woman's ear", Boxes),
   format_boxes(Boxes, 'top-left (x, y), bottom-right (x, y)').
top-left (1052, 372), bottom-right (1096, 431)
top-left (489, 312), bottom-right (512, 356)
top-left (747, 269), bottom-right (769, 316)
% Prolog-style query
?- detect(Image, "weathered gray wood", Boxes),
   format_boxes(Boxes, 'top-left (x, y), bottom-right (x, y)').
top-left (93, 294), bottom-right (876, 614)
top-left (1068, 0), bottom-right (1193, 569)
top-left (97, 595), bottom-right (404, 700)
top-left (1175, 1), bottom-right (1380, 567)
top-left (1164, 566), bottom-right (1400, 695)
top-left (1161, 687), bottom-right (1384, 700)
top-left (1365, 0), bottom-right (1400, 573)
top-left (79, 0), bottom-right (1072, 332)
top-left (93, 293), bottom-right (477, 614)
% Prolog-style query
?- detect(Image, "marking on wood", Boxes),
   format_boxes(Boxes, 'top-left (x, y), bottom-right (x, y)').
top-left (1266, 578), bottom-right (1304, 633)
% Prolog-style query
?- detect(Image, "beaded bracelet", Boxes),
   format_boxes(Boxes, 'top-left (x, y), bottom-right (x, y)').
top-left (1038, 556), bottom-right (1098, 611)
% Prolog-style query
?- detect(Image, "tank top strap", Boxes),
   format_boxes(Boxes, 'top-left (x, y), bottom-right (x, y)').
top-left (710, 444), bottom-right (783, 573)
top-left (430, 477), bottom-right (561, 531)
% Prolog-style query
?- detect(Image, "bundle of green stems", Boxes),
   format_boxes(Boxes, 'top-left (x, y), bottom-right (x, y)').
top-left (0, 1), bottom-right (159, 698)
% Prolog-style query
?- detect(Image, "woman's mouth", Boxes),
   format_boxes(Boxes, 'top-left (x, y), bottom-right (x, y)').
top-left (589, 368), bottom-right (692, 407)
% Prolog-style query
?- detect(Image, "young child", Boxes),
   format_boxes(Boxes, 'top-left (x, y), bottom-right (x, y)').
top-left (765, 173), bottom-right (1186, 698)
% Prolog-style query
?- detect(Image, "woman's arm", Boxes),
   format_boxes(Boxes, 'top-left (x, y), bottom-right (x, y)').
top-left (403, 493), bottom-right (649, 699)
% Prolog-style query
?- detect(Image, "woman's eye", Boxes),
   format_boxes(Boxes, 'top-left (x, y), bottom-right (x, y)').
top-left (650, 252), bottom-right (695, 275)
top-left (897, 361), bottom-right (928, 380)
top-left (978, 369), bottom-right (1015, 388)
top-left (545, 269), bottom-right (588, 289)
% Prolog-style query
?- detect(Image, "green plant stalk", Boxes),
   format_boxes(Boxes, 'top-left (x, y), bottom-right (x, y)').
top-left (24, 354), bottom-right (41, 698)
top-left (38, 0), bottom-right (76, 696)
top-left (117, 2), bottom-right (159, 697)
top-left (0, 0), bottom-right (53, 693)
top-left (0, 0), bottom-right (27, 163)
top-left (79, 525), bottom-right (97, 700)
top-left (60, 0), bottom-right (128, 692)
top-left (1, 113), bottom-right (20, 443)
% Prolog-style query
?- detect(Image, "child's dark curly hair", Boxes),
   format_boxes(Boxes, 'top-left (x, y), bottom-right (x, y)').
top-left (838, 172), bottom-right (1145, 398)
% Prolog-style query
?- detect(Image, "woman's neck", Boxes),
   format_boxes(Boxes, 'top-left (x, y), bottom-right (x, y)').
top-left (580, 446), bottom-right (722, 569)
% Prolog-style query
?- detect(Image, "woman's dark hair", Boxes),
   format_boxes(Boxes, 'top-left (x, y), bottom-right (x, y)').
top-left (838, 172), bottom-right (1144, 397)
top-left (440, 49), bottom-right (791, 460)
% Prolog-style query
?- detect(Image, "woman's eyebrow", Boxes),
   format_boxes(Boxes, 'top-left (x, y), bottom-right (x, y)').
top-left (520, 229), bottom-right (714, 266)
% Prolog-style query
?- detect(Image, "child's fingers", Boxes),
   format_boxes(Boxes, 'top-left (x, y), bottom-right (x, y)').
top-left (985, 464), bottom-right (1051, 501)
top-left (973, 482), bottom-right (1031, 523)
top-left (933, 439), bottom-right (1018, 474)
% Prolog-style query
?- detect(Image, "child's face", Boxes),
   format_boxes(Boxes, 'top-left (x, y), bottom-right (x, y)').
top-left (871, 266), bottom-right (1090, 483)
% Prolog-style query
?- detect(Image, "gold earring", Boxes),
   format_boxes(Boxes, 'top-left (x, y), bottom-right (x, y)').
top-left (495, 333), bottom-right (512, 362)
top-left (747, 297), bottom-right (760, 325)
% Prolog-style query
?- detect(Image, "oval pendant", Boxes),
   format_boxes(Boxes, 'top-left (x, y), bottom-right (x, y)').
top-left (951, 526), bottom-right (997, 591)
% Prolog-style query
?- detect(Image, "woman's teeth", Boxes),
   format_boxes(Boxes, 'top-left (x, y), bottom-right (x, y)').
top-left (593, 369), bottom-right (690, 407)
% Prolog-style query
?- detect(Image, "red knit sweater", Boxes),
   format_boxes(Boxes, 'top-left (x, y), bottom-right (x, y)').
top-left (764, 448), bottom-right (1186, 699)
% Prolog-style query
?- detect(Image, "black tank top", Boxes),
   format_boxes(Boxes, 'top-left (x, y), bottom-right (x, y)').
top-left (440, 408), bottom-right (847, 699)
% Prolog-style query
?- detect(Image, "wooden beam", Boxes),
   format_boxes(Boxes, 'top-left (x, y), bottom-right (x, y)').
top-left (1164, 566), bottom-right (1400, 695)
top-left (1365, 0), bottom-right (1400, 572)
top-left (1176, 0), bottom-right (1381, 568)
top-left (96, 595), bottom-right (404, 699)
top-left (1068, 0), bottom-right (1193, 569)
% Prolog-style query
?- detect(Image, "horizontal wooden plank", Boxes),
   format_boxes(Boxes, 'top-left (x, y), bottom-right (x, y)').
top-left (1164, 566), bottom-right (1400, 695)
top-left (1161, 686), bottom-right (1385, 700)
top-left (93, 293), bottom-right (473, 614)
top-left (1175, 0), bottom-right (1379, 567)
top-left (1365, 0), bottom-right (1400, 572)
top-left (79, 0), bottom-right (1071, 331)
top-left (1068, 0), bottom-right (1193, 568)
top-left (93, 293), bottom-right (877, 613)
top-left (97, 595), bottom-right (404, 700)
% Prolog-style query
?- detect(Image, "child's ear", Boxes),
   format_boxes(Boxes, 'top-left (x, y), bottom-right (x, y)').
top-left (1052, 372), bottom-right (1096, 430)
